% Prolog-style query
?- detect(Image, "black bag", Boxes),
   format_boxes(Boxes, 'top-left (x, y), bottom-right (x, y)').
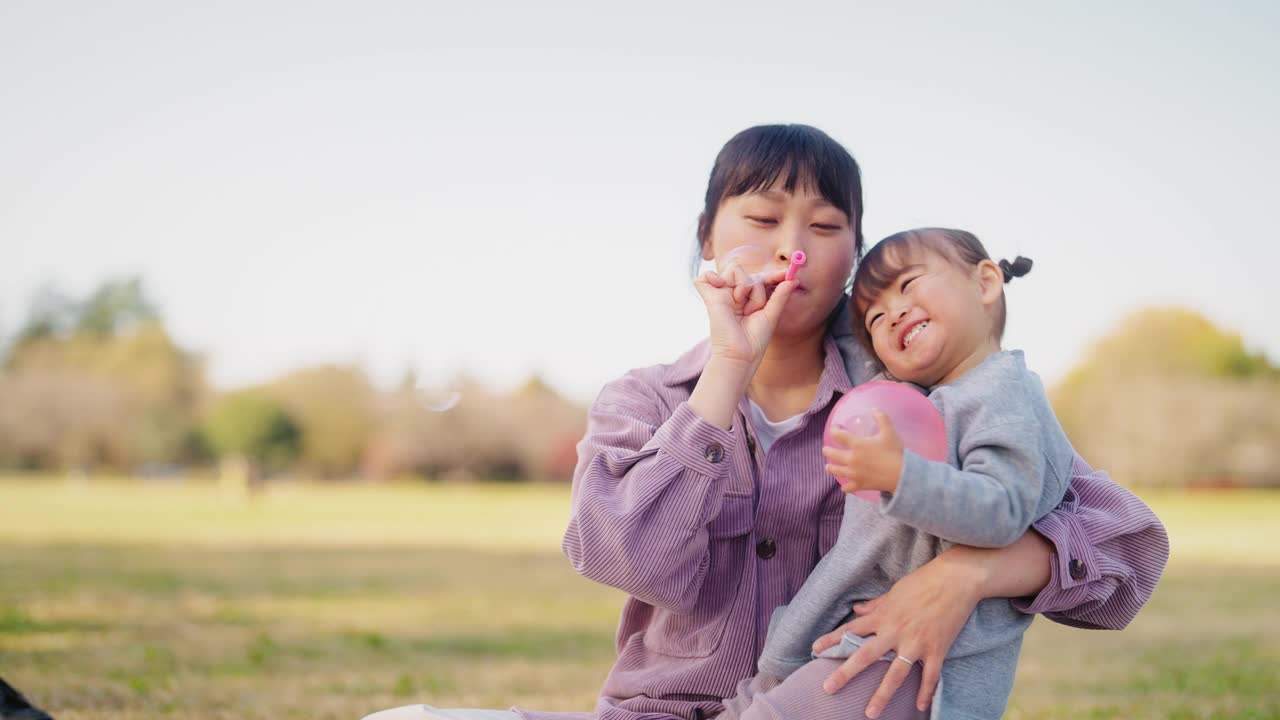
top-left (0, 677), bottom-right (54, 720)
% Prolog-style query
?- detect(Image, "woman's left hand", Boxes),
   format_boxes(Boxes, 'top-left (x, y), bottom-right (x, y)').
top-left (809, 551), bottom-right (985, 717)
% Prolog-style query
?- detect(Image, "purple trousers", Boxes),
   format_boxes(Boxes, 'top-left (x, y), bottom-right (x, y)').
top-left (715, 658), bottom-right (928, 720)
top-left (360, 659), bottom-right (927, 720)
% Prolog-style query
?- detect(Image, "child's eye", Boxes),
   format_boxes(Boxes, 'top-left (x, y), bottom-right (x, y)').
top-left (812, 223), bottom-right (842, 232)
top-left (746, 216), bottom-right (777, 225)
top-left (900, 276), bottom-right (916, 291)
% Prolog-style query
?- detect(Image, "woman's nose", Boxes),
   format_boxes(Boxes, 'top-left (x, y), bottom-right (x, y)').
top-left (776, 246), bottom-right (803, 265)
top-left (776, 227), bottom-right (806, 265)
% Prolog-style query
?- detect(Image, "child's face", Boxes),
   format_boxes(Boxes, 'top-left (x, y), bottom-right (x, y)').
top-left (702, 178), bottom-right (856, 337)
top-left (862, 245), bottom-right (1003, 386)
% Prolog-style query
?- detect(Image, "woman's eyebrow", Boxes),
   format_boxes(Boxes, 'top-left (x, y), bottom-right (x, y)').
top-left (752, 189), bottom-right (843, 213)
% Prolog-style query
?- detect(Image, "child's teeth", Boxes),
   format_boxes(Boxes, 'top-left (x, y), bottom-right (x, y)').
top-left (904, 321), bottom-right (929, 348)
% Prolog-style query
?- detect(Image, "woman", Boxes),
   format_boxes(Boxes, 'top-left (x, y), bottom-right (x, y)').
top-left (363, 125), bottom-right (1169, 720)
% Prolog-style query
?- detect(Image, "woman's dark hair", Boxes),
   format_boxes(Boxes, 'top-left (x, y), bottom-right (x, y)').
top-left (695, 124), bottom-right (864, 263)
top-left (851, 227), bottom-right (1032, 353)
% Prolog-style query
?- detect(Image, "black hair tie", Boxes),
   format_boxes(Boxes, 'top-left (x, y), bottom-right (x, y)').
top-left (999, 256), bottom-right (1033, 283)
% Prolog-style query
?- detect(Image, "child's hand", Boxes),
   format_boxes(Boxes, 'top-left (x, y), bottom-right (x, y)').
top-left (822, 410), bottom-right (904, 494)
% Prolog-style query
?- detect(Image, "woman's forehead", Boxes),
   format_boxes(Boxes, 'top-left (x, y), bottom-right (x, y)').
top-left (722, 164), bottom-right (846, 209)
top-left (736, 184), bottom-right (838, 209)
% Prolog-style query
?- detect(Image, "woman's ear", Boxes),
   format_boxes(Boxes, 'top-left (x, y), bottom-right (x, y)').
top-left (698, 213), bottom-right (715, 261)
top-left (976, 259), bottom-right (1003, 306)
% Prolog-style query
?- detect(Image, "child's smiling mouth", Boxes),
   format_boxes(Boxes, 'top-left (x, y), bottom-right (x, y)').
top-left (900, 319), bottom-right (930, 350)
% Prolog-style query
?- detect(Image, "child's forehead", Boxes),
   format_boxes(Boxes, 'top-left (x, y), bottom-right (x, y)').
top-left (854, 240), bottom-right (952, 316)
top-left (875, 242), bottom-right (947, 277)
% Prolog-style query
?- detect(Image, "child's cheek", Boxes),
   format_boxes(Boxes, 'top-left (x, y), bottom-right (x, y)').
top-left (871, 335), bottom-right (890, 362)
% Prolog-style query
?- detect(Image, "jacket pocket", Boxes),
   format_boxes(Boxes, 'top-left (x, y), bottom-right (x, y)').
top-left (644, 494), bottom-right (754, 658)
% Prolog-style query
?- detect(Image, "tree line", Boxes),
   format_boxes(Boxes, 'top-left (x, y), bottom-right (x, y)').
top-left (1, 278), bottom-right (1276, 487)
top-left (0, 278), bottom-right (584, 482)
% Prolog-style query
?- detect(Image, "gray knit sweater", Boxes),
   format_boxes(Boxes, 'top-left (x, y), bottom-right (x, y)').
top-left (756, 348), bottom-right (1074, 719)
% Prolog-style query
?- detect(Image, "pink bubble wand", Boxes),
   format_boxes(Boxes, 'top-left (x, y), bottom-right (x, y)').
top-left (784, 251), bottom-right (806, 282)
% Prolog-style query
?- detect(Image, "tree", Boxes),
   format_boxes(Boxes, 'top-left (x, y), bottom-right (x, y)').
top-left (7, 284), bottom-right (77, 357)
top-left (1052, 307), bottom-right (1280, 488)
top-left (0, 369), bottom-right (129, 470)
top-left (0, 278), bottom-right (205, 471)
top-left (266, 365), bottom-right (376, 478)
top-left (203, 391), bottom-right (301, 473)
top-left (73, 278), bottom-right (158, 338)
top-left (363, 373), bottom-right (586, 482)
top-left (1057, 307), bottom-right (1276, 391)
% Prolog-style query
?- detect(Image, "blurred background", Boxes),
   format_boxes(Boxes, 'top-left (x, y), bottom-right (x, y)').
top-left (2, 2), bottom-right (1277, 719)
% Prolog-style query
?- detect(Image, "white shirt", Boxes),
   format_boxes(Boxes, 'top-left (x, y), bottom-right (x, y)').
top-left (747, 399), bottom-right (806, 453)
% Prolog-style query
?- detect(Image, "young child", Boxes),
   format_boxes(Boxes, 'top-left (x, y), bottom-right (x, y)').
top-left (725, 228), bottom-right (1075, 719)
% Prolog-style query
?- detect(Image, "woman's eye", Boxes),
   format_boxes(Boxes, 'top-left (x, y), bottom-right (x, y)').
top-left (812, 223), bottom-right (841, 231)
top-left (868, 313), bottom-right (884, 329)
top-left (746, 216), bottom-right (777, 225)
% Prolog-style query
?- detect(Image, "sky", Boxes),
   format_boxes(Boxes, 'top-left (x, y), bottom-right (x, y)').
top-left (2, 1), bottom-right (1277, 403)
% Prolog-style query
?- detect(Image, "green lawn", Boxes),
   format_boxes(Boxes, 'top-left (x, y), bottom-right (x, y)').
top-left (1, 478), bottom-right (1276, 719)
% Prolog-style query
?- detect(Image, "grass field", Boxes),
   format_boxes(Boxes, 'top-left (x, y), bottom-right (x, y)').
top-left (1, 478), bottom-right (1277, 719)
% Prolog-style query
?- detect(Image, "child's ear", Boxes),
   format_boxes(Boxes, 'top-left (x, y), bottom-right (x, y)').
top-left (976, 260), bottom-right (1003, 305)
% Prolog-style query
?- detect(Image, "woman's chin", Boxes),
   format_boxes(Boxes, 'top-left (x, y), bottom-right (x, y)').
top-left (774, 304), bottom-right (826, 338)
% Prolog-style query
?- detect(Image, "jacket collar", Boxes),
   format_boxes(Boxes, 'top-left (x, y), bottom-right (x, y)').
top-left (662, 310), bottom-right (856, 404)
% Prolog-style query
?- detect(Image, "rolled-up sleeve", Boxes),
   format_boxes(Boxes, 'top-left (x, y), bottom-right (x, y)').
top-left (562, 371), bottom-right (737, 614)
top-left (1014, 454), bottom-right (1170, 629)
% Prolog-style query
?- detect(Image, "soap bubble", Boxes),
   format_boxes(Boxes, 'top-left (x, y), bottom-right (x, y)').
top-left (415, 384), bottom-right (463, 413)
top-left (714, 244), bottom-right (774, 287)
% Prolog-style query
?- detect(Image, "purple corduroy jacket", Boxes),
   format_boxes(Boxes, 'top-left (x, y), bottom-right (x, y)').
top-left (516, 335), bottom-right (1169, 720)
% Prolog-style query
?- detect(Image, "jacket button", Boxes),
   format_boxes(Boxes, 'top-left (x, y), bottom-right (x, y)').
top-left (756, 539), bottom-right (777, 559)
top-left (704, 443), bottom-right (725, 463)
top-left (1068, 558), bottom-right (1087, 580)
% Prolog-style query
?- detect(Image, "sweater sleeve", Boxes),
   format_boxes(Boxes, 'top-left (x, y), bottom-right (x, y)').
top-left (881, 421), bottom-right (1044, 547)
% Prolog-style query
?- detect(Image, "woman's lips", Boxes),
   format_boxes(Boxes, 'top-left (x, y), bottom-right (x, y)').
top-left (764, 282), bottom-right (806, 299)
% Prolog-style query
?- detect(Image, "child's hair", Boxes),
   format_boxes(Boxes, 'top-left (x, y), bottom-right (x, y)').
top-left (851, 227), bottom-right (1032, 354)
top-left (695, 125), bottom-right (865, 267)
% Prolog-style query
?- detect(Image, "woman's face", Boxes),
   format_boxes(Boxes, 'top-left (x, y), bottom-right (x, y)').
top-left (702, 179), bottom-right (857, 337)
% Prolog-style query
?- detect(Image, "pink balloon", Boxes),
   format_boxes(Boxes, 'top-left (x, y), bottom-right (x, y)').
top-left (823, 381), bottom-right (948, 502)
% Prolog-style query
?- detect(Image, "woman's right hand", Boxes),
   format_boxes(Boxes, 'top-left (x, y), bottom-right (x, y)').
top-left (687, 265), bottom-right (796, 430)
top-left (693, 266), bottom-right (796, 369)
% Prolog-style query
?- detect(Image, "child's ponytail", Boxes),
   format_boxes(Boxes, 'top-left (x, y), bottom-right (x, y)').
top-left (998, 256), bottom-right (1033, 283)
